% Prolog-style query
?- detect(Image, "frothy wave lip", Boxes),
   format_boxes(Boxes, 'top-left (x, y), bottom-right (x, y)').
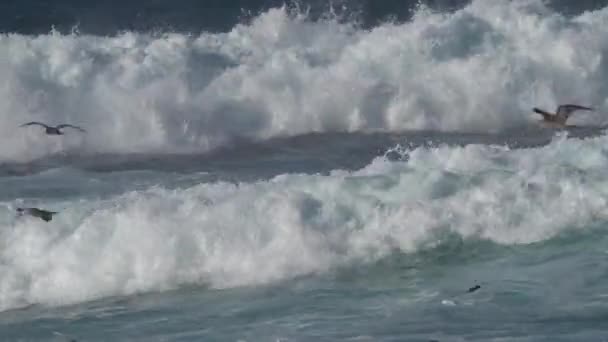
top-left (1, 132), bottom-right (608, 311)
top-left (2, 0), bottom-right (604, 36)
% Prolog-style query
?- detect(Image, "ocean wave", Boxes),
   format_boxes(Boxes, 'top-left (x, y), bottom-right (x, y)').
top-left (0, 0), bottom-right (607, 162)
top-left (1, 131), bottom-right (608, 310)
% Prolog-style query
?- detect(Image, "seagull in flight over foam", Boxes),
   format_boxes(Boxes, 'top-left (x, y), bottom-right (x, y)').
top-left (20, 121), bottom-right (86, 135)
top-left (533, 104), bottom-right (594, 128)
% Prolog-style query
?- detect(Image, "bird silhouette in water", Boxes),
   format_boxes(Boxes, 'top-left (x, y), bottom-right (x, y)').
top-left (533, 104), bottom-right (594, 128)
top-left (20, 122), bottom-right (86, 135)
top-left (16, 207), bottom-right (58, 222)
top-left (467, 284), bottom-right (481, 293)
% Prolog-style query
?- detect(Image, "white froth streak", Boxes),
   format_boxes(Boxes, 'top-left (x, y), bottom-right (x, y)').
top-left (1, 1), bottom-right (608, 161)
top-left (2, 132), bottom-right (608, 310)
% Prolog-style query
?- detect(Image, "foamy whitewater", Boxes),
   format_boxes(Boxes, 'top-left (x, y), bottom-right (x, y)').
top-left (2, 0), bottom-right (608, 341)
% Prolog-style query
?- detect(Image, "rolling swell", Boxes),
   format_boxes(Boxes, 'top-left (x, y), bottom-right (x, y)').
top-left (0, 127), bottom-right (604, 179)
top-left (1, 0), bottom-right (608, 163)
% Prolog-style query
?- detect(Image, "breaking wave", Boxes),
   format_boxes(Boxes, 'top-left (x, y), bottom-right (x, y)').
top-left (0, 0), bottom-right (607, 163)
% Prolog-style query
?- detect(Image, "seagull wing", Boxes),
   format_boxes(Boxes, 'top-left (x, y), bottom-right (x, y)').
top-left (533, 108), bottom-right (554, 120)
top-left (556, 104), bottom-right (594, 120)
top-left (56, 124), bottom-right (86, 132)
top-left (20, 121), bottom-right (50, 129)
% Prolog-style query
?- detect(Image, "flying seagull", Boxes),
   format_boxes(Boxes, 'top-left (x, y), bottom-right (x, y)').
top-left (533, 104), bottom-right (594, 128)
top-left (20, 121), bottom-right (86, 135)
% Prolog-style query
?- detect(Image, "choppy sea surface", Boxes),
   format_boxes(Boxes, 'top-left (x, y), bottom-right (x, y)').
top-left (2, 0), bottom-right (608, 341)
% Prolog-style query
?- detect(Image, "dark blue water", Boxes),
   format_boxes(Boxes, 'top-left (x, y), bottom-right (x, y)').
top-left (3, 0), bottom-right (608, 34)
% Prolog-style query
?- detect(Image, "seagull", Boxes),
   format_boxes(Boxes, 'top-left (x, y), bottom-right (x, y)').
top-left (20, 121), bottom-right (86, 135)
top-left (533, 104), bottom-right (594, 128)
top-left (16, 207), bottom-right (58, 222)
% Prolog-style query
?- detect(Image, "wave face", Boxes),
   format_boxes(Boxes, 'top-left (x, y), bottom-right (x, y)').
top-left (1, 0), bottom-right (608, 163)
top-left (1, 132), bottom-right (608, 311)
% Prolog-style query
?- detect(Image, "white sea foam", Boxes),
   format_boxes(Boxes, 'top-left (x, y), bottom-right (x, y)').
top-left (1, 131), bottom-right (608, 311)
top-left (0, 0), bottom-right (607, 162)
